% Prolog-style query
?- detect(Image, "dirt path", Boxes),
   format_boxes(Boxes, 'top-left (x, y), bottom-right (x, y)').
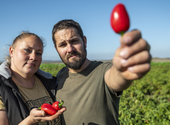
top-left (152, 58), bottom-right (170, 62)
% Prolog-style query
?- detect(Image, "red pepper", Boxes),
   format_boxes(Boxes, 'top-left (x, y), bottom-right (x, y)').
top-left (39, 103), bottom-right (57, 115)
top-left (52, 100), bottom-right (64, 111)
top-left (110, 3), bottom-right (130, 35)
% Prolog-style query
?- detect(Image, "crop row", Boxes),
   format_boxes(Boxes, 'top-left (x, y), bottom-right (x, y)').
top-left (40, 62), bottom-right (170, 125)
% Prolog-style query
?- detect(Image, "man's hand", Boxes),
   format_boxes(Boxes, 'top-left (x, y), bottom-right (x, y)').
top-left (105, 29), bottom-right (151, 91)
top-left (113, 29), bottom-right (151, 80)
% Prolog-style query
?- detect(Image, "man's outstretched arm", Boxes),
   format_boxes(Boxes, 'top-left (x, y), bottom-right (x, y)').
top-left (105, 30), bottom-right (151, 92)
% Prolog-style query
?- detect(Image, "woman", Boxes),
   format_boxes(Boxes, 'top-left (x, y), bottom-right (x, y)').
top-left (0, 32), bottom-right (66, 125)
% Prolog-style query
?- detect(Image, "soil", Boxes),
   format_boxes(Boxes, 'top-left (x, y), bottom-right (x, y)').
top-left (151, 58), bottom-right (170, 62)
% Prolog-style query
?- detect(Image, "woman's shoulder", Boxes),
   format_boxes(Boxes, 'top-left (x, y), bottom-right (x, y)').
top-left (0, 61), bottom-right (12, 79)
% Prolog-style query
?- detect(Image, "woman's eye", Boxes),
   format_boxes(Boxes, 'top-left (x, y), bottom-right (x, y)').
top-left (24, 49), bottom-right (31, 53)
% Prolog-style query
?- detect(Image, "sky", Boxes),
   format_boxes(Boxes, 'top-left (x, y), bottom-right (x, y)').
top-left (0, 0), bottom-right (170, 62)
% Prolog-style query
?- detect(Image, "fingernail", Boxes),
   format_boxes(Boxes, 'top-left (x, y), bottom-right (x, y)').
top-left (128, 67), bottom-right (133, 72)
top-left (120, 50), bottom-right (126, 57)
top-left (42, 111), bottom-right (45, 116)
top-left (121, 59), bottom-right (127, 65)
top-left (123, 36), bottom-right (131, 44)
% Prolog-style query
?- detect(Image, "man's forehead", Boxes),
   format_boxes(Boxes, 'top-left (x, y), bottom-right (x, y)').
top-left (55, 28), bottom-right (79, 40)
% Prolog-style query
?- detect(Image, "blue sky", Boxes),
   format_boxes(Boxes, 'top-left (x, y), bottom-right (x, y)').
top-left (0, 0), bottom-right (170, 62)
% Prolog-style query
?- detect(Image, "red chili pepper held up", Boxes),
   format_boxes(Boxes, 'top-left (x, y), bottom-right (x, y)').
top-left (52, 100), bottom-right (64, 111)
top-left (110, 3), bottom-right (130, 35)
top-left (39, 103), bottom-right (57, 115)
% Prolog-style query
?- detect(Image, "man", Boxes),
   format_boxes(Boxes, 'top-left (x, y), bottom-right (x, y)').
top-left (52, 19), bottom-right (151, 125)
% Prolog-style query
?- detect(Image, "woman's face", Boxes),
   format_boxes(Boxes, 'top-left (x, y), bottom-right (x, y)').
top-left (10, 35), bottom-right (43, 77)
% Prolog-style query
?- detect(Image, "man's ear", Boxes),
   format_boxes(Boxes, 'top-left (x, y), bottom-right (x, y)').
top-left (83, 36), bottom-right (87, 48)
top-left (9, 46), bottom-right (14, 57)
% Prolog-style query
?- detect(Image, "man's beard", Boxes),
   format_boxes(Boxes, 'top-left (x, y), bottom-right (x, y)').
top-left (60, 48), bottom-right (87, 70)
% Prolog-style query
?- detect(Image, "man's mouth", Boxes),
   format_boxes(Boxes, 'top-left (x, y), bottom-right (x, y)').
top-left (69, 54), bottom-right (78, 58)
top-left (67, 52), bottom-right (79, 59)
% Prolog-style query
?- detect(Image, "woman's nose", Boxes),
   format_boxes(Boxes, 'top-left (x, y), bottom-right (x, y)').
top-left (30, 52), bottom-right (36, 60)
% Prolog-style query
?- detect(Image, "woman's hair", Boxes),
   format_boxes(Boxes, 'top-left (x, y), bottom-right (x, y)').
top-left (6, 31), bottom-right (45, 65)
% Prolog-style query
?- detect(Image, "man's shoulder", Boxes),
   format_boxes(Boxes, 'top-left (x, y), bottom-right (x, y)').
top-left (91, 60), bottom-right (112, 69)
top-left (81, 60), bottom-right (112, 75)
top-left (56, 66), bottom-right (68, 76)
top-left (91, 60), bottom-right (112, 65)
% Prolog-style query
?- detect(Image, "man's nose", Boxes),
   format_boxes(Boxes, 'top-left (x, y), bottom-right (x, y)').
top-left (67, 44), bottom-right (75, 52)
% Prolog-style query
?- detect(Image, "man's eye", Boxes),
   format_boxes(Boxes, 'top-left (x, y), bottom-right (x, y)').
top-left (36, 52), bottom-right (42, 56)
top-left (60, 44), bottom-right (66, 47)
top-left (72, 40), bottom-right (79, 44)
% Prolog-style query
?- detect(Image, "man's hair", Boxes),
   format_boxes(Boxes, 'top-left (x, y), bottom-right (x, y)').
top-left (52, 19), bottom-right (84, 47)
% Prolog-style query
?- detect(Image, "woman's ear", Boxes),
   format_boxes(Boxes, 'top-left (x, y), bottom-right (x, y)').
top-left (9, 46), bottom-right (14, 57)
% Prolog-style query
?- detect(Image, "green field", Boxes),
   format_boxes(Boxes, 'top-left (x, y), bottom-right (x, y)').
top-left (40, 63), bottom-right (66, 76)
top-left (40, 62), bottom-right (170, 125)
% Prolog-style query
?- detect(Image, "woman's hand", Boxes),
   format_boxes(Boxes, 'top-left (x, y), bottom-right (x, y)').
top-left (0, 110), bottom-right (9, 125)
top-left (19, 107), bottom-right (66, 125)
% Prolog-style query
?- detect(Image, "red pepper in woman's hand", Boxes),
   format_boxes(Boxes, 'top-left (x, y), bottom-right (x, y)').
top-left (52, 100), bottom-right (64, 111)
top-left (39, 103), bottom-right (57, 115)
top-left (39, 100), bottom-right (64, 116)
top-left (110, 3), bottom-right (130, 35)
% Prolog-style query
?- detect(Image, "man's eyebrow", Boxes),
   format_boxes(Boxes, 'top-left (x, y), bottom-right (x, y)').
top-left (57, 36), bottom-right (81, 46)
top-left (59, 37), bottom-right (79, 43)
top-left (58, 41), bottom-right (65, 46)
top-left (37, 50), bottom-right (43, 52)
top-left (69, 37), bottom-right (79, 41)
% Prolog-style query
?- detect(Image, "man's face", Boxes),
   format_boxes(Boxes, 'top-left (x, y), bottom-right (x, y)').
top-left (54, 28), bottom-right (87, 70)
